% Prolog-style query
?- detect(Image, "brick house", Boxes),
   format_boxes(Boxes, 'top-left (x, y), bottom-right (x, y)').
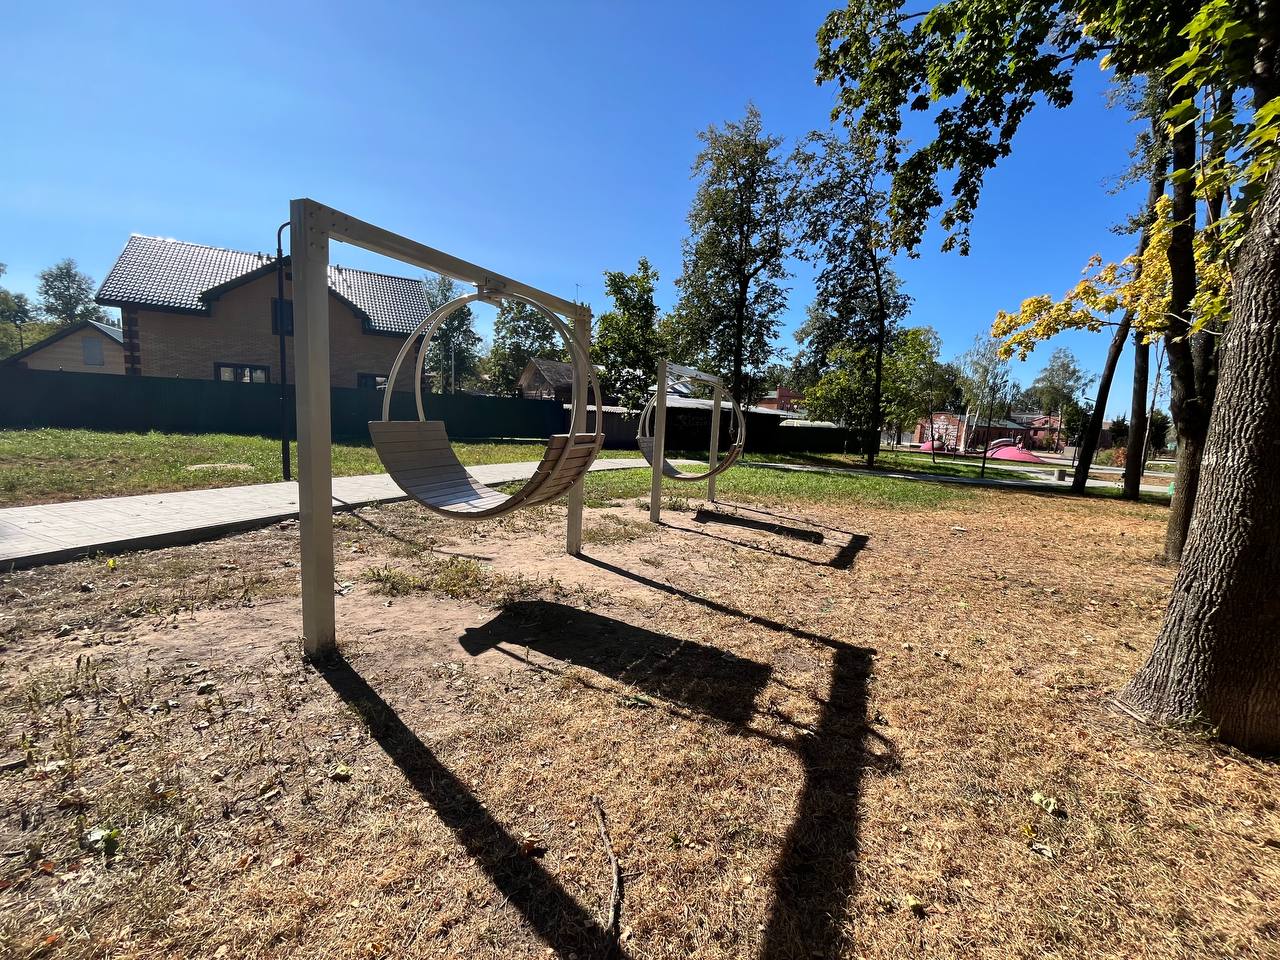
top-left (2, 320), bottom-right (126, 375)
top-left (94, 235), bottom-right (433, 390)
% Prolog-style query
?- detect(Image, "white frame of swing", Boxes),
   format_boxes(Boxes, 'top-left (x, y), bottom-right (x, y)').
top-left (289, 199), bottom-right (593, 657)
top-left (639, 358), bottom-right (746, 523)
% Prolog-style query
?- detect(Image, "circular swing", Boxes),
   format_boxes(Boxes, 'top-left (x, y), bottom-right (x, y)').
top-left (369, 291), bottom-right (603, 519)
top-left (635, 375), bottom-right (746, 481)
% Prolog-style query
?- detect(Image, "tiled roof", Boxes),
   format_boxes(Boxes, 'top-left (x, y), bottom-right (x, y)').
top-left (527, 358), bottom-right (575, 388)
top-left (96, 235), bottom-right (432, 335)
top-left (87, 320), bottom-right (124, 344)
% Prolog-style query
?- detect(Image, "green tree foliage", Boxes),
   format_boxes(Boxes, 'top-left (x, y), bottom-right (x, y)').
top-left (669, 104), bottom-right (794, 403)
top-left (595, 258), bottom-right (663, 408)
top-left (881, 326), bottom-right (946, 438)
top-left (37, 258), bottom-right (106, 326)
top-left (0, 264), bottom-right (40, 359)
top-left (489, 299), bottom-right (567, 396)
top-left (1109, 413), bottom-right (1130, 448)
top-left (420, 275), bottom-right (482, 393)
top-left (804, 325), bottom-right (942, 440)
top-left (1029, 347), bottom-right (1094, 414)
top-left (1147, 408), bottom-right (1172, 452)
top-left (794, 130), bottom-right (911, 464)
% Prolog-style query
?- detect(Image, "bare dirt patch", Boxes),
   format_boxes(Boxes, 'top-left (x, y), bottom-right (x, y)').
top-left (0, 486), bottom-right (1275, 959)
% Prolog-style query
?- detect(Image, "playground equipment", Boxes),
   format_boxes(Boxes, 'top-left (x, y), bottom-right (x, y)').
top-left (637, 359), bottom-right (745, 523)
top-left (288, 199), bottom-right (595, 658)
top-left (369, 291), bottom-right (602, 518)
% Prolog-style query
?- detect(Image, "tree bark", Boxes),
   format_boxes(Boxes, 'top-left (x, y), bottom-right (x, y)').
top-left (1072, 313), bottom-right (1129, 493)
top-left (1123, 331), bottom-right (1149, 499)
top-left (1162, 117), bottom-right (1207, 562)
top-left (1122, 169), bottom-right (1280, 753)
top-left (867, 253), bottom-right (888, 469)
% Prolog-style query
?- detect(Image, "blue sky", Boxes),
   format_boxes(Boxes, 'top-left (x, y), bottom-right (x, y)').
top-left (2, 1), bottom-right (1151, 415)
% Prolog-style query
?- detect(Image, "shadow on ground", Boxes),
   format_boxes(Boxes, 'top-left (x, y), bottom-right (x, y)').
top-left (460, 600), bottom-right (771, 727)
top-left (318, 655), bottom-right (630, 959)
top-left (575, 554), bottom-right (898, 957)
top-left (677, 508), bottom-right (870, 571)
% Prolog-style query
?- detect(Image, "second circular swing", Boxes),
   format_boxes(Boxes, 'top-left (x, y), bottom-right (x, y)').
top-left (369, 291), bottom-right (603, 519)
top-left (635, 361), bottom-right (746, 483)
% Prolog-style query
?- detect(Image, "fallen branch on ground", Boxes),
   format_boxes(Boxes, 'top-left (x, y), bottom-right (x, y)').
top-left (591, 794), bottom-right (623, 940)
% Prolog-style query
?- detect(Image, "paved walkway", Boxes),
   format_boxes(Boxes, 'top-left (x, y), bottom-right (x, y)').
top-left (0, 458), bottom-right (644, 570)
top-left (0, 455), bottom-right (1171, 571)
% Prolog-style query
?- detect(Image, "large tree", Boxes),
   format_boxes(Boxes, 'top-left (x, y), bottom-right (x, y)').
top-left (816, 0), bottom-right (1280, 749)
top-left (669, 104), bottom-right (794, 404)
top-left (795, 131), bottom-right (912, 466)
top-left (813, 0), bottom-right (1249, 557)
top-left (488, 299), bottom-right (567, 396)
top-left (37, 258), bottom-right (106, 326)
top-left (420, 275), bottom-right (482, 393)
top-left (595, 258), bottom-right (664, 408)
top-left (1122, 169), bottom-right (1280, 750)
top-left (1028, 347), bottom-right (1094, 419)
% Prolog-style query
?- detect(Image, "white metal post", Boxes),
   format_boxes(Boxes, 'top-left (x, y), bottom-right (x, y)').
top-left (565, 309), bottom-right (588, 554)
top-left (650, 359), bottom-right (667, 523)
top-left (291, 200), bottom-right (336, 659)
top-left (707, 382), bottom-right (723, 503)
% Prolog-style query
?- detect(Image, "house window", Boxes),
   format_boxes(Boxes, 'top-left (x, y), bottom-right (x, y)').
top-left (82, 337), bottom-right (104, 367)
top-left (357, 373), bottom-right (388, 391)
top-left (272, 298), bottom-right (293, 336)
top-left (215, 363), bottom-right (270, 384)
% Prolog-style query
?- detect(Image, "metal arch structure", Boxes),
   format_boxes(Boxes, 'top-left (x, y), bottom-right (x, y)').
top-left (290, 199), bottom-right (594, 658)
top-left (369, 289), bottom-right (603, 519)
top-left (637, 359), bottom-right (746, 524)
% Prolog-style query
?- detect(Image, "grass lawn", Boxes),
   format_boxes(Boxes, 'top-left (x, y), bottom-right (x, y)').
top-left (0, 428), bottom-right (642, 507)
top-left (0, 474), bottom-right (1267, 958)
top-left (575, 464), bottom-right (975, 510)
top-left (735, 448), bottom-right (1047, 481)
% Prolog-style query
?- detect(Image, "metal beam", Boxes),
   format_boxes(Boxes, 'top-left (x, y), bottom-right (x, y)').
top-left (298, 199), bottom-right (589, 322)
top-left (666, 361), bottom-right (722, 386)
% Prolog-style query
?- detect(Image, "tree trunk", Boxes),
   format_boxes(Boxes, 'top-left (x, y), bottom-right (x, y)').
top-left (1078, 162), bottom-right (1166, 494)
top-left (1162, 116), bottom-right (1206, 562)
top-left (1123, 332), bottom-right (1149, 499)
top-left (1072, 312), bottom-right (1129, 493)
top-left (1122, 169), bottom-right (1280, 752)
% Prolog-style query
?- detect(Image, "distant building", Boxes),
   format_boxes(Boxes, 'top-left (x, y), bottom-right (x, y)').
top-left (915, 412), bottom-right (1031, 450)
top-left (758, 385), bottom-right (805, 413)
top-left (2, 320), bottom-right (126, 376)
top-left (517, 358), bottom-right (576, 402)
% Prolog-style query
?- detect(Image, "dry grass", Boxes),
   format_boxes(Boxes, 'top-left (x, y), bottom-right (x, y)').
top-left (0, 480), bottom-right (1276, 960)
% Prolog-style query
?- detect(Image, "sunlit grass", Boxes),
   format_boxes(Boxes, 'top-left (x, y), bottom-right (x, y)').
top-left (0, 428), bottom-right (640, 506)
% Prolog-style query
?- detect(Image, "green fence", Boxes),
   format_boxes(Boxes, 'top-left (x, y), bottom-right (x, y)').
top-left (0, 369), bottom-right (564, 441)
top-left (0, 369), bottom-right (864, 454)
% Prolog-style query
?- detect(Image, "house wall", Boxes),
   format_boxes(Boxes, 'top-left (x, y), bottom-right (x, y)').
top-left (133, 272), bottom-right (415, 391)
top-left (19, 328), bottom-right (126, 375)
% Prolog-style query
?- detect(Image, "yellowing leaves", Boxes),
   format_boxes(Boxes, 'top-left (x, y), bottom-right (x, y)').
top-left (991, 196), bottom-right (1231, 358)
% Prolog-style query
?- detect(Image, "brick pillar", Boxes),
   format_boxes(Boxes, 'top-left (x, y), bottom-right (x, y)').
top-left (122, 307), bottom-right (142, 375)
